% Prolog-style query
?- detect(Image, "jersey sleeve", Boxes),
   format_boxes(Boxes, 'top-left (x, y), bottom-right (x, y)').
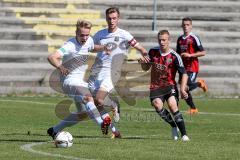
top-left (88, 36), bottom-right (95, 51)
top-left (192, 35), bottom-right (205, 52)
top-left (176, 37), bottom-right (181, 54)
top-left (173, 52), bottom-right (186, 75)
top-left (123, 30), bottom-right (139, 47)
top-left (93, 31), bottom-right (101, 45)
top-left (57, 40), bottom-right (74, 57)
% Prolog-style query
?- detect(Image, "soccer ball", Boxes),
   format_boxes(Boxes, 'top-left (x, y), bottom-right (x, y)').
top-left (54, 131), bottom-right (73, 148)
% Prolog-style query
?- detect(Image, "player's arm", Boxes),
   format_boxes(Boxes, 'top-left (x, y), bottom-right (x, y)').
top-left (47, 52), bottom-right (70, 76)
top-left (127, 34), bottom-right (149, 57)
top-left (187, 50), bottom-right (206, 58)
top-left (134, 43), bottom-right (148, 56)
top-left (92, 44), bottom-right (111, 54)
top-left (181, 36), bottom-right (206, 58)
top-left (174, 53), bottom-right (188, 99)
top-left (179, 73), bottom-right (188, 99)
top-left (133, 43), bottom-right (150, 70)
top-left (90, 31), bottom-right (112, 54)
top-left (138, 48), bottom-right (152, 71)
top-left (181, 50), bottom-right (206, 58)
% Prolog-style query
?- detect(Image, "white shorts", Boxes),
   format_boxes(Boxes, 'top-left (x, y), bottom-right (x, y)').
top-left (62, 77), bottom-right (90, 102)
top-left (88, 75), bottom-right (114, 94)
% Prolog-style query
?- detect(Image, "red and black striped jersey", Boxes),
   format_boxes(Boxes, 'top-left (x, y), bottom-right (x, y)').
top-left (176, 32), bottom-right (204, 72)
top-left (148, 47), bottom-right (186, 90)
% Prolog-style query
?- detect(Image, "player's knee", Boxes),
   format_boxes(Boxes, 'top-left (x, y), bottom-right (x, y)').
top-left (152, 98), bottom-right (163, 109)
top-left (169, 104), bottom-right (178, 113)
top-left (84, 94), bottom-right (94, 102)
top-left (95, 98), bottom-right (104, 106)
top-left (168, 99), bottom-right (178, 112)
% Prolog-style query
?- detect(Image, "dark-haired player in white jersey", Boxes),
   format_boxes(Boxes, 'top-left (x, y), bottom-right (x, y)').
top-left (88, 7), bottom-right (149, 138)
top-left (139, 30), bottom-right (190, 141)
top-left (176, 17), bottom-right (208, 114)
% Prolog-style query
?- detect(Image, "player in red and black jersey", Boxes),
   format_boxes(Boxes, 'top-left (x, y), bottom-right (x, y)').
top-left (139, 30), bottom-right (190, 141)
top-left (176, 17), bottom-right (208, 114)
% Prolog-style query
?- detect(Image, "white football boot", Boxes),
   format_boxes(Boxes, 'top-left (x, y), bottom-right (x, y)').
top-left (181, 135), bottom-right (190, 142)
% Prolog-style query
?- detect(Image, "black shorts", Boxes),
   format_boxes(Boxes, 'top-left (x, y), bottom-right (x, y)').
top-left (187, 72), bottom-right (198, 85)
top-left (150, 85), bottom-right (179, 104)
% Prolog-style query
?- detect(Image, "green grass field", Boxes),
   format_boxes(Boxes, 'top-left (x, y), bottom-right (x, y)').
top-left (0, 97), bottom-right (240, 160)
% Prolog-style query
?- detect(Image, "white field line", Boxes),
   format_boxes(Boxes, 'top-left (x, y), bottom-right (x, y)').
top-left (124, 107), bottom-right (240, 117)
top-left (1, 99), bottom-right (240, 117)
top-left (0, 99), bottom-right (55, 106)
top-left (20, 142), bottom-right (95, 160)
top-left (20, 131), bottom-right (240, 160)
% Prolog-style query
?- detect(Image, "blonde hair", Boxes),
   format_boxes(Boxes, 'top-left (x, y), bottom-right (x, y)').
top-left (158, 30), bottom-right (170, 37)
top-left (76, 20), bottom-right (92, 31)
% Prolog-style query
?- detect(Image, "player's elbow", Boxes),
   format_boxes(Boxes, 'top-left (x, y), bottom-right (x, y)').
top-left (48, 52), bottom-right (60, 63)
top-left (47, 54), bottom-right (54, 63)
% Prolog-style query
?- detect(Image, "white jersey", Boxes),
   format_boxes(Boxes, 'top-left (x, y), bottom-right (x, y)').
top-left (90, 28), bottom-right (138, 79)
top-left (57, 37), bottom-right (94, 81)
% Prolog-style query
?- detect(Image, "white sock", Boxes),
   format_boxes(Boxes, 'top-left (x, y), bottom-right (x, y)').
top-left (85, 102), bottom-right (103, 126)
top-left (53, 102), bottom-right (85, 133)
top-left (53, 112), bottom-right (80, 133)
top-left (104, 96), bottom-right (118, 110)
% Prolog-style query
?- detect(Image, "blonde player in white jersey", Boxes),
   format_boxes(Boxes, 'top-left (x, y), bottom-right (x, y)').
top-left (88, 7), bottom-right (150, 138)
top-left (47, 20), bottom-right (114, 139)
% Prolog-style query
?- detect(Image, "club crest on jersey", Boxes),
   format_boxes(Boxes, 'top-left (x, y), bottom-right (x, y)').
top-left (114, 36), bottom-right (119, 42)
top-left (166, 58), bottom-right (172, 64)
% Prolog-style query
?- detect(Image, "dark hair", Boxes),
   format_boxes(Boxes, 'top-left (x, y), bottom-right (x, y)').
top-left (76, 20), bottom-right (92, 31)
top-left (182, 17), bottom-right (192, 24)
top-left (105, 7), bottom-right (120, 16)
top-left (158, 30), bottom-right (170, 37)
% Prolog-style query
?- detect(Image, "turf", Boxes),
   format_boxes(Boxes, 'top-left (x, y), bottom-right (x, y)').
top-left (0, 97), bottom-right (239, 160)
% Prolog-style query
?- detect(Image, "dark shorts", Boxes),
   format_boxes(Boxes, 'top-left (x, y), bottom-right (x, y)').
top-left (187, 72), bottom-right (198, 85)
top-left (150, 85), bottom-right (179, 103)
top-left (179, 72), bottom-right (198, 91)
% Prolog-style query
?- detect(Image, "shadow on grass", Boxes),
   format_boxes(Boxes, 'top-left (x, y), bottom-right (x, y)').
top-left (1, 133), bottom-right (160, 143)
top-left (0, 139), bottom-right (45, 143)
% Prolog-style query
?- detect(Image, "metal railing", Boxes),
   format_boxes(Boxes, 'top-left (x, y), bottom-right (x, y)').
top-left (152, 0), bottom-right (157, 31)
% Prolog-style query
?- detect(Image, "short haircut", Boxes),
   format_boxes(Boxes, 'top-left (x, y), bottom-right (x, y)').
top-left (158, 30), bottom-right (170, 37)
top-left (76, 20), bottom-right (92, 31)
top-left (105, 7), bottom-right (120, 16)
top-left (182, 17), bottom-right (192, 24)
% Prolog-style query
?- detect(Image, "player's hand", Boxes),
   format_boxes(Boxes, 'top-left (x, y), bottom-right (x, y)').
top-left (104, 44), bottom-right (111, 55)
top-left (181, 52), bottom-right (191, 58)
top-left (180, 89), bottom-right (188, 99)
top-left (57, 65), bottom-right (70, 76)
top-left (138, 55), bottom-right (150, 63)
